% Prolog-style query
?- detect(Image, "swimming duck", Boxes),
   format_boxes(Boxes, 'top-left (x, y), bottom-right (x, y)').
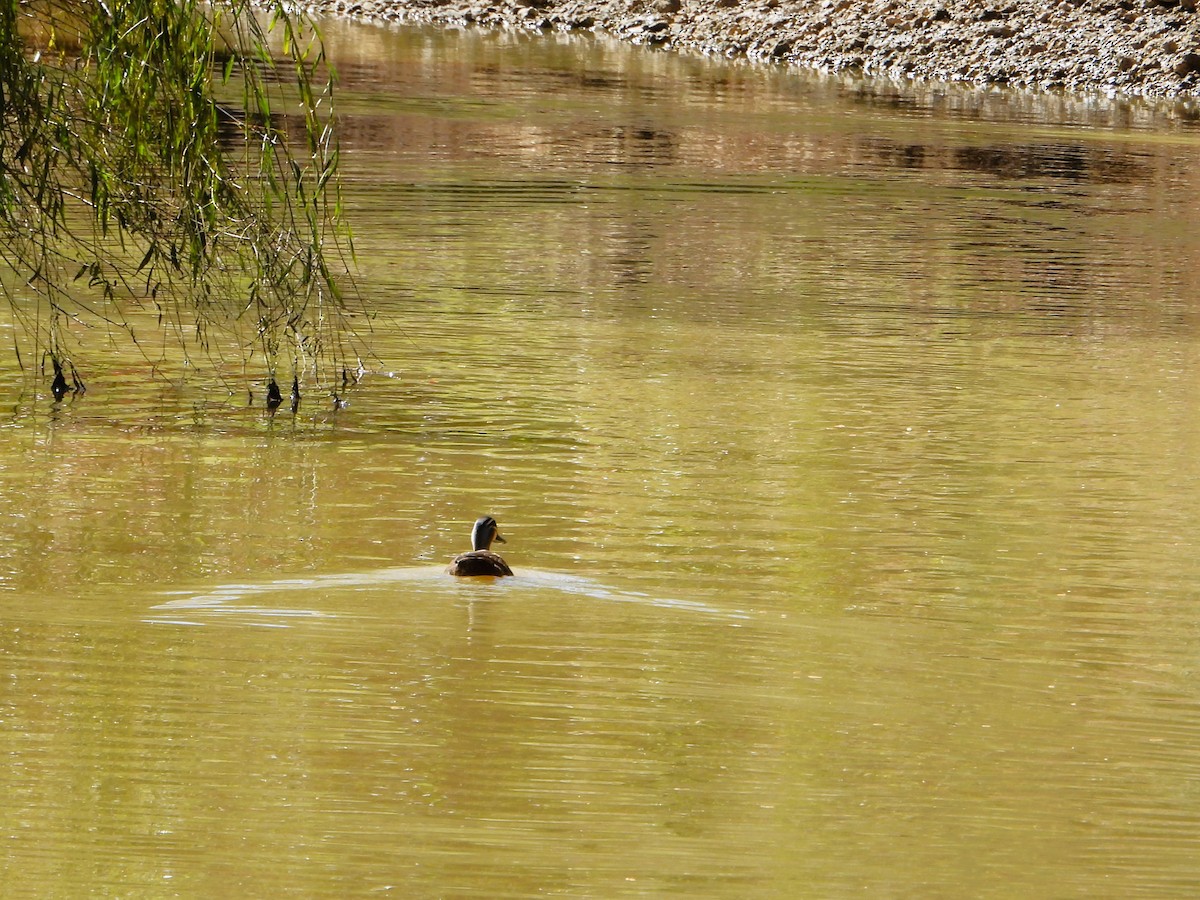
top-left (447, 515), bottom-right (513, 577)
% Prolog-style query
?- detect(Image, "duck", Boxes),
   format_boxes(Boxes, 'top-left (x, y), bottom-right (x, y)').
top-left (447, 515), bottom-right (514, 577)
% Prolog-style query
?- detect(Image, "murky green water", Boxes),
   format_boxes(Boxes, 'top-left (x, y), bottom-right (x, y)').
top-left (4, 19), bottom-right (1200, 897)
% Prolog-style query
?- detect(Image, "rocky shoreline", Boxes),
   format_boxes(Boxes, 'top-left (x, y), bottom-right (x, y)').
top-left (298, 0), bottom-right (1200, 100)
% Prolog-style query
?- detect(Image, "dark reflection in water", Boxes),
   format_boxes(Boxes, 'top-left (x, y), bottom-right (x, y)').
top-left (577, 124), bottom-right (680, 168)
top-left (860, 137), bottom-right (1152, 183)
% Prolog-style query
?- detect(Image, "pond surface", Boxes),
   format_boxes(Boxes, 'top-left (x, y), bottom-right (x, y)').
top-left (4, 19), bottom-right (1200, 898)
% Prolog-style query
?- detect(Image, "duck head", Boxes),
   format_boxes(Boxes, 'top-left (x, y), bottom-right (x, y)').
top-left (471, 515), bottom-right (506, 551)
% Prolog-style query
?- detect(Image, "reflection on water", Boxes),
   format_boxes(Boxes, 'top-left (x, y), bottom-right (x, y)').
top-left (149, 567), bottom-right (745, 627)
top-left (2, 18), bottom-right (1200, 899)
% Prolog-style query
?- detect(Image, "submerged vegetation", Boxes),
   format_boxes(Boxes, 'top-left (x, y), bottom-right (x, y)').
top-left (0, 0), bottom-right (356, 399)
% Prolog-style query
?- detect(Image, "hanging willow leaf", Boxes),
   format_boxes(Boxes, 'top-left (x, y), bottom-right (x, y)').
top-left (0, 0), bottom-right (358, 394)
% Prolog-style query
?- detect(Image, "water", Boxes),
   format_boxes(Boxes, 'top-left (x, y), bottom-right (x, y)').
top-left (3, 19), bottom-right (1200, 897)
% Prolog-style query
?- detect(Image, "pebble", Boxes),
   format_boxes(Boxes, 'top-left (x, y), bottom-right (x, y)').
top-left (297, 0), bottom-right (1200, 99)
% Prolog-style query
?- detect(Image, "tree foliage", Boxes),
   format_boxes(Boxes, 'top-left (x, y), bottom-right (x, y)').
top-left (0, 0), bottom-right (355, 397)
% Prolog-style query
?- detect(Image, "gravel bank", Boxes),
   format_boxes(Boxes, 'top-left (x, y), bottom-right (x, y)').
top-left (299, 0), bottom-right (1200, 100)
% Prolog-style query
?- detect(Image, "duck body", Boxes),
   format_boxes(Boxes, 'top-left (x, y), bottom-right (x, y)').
top-left (447, 516), bottom-right (513, 577)
top-left (447, 550), bottom-right (513, 577)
